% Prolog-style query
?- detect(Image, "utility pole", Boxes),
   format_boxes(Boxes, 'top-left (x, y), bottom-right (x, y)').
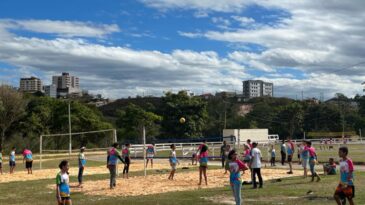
top-left (68, 101), bottom-right (72, 157)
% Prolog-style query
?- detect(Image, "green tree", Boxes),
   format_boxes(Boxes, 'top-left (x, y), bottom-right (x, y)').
top-left (0, 85), bottom-right (26, 147)
top-left (116, 103), bottom-right (161, 143)
top-left (160, 91), bottom-right (208, 139)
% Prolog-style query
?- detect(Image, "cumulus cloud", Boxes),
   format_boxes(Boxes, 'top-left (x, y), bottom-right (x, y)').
top-left (0, 19), bottom-right (120, 38)
top-left (0, 23), bottom-right (248, 97)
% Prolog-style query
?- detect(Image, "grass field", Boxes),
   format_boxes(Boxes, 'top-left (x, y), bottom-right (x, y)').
top-left (0, 157), bottom-right (364, 205)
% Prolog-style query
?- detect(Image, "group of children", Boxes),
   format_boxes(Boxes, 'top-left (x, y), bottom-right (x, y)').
top-left (0, 146), bottom-right (33, 175)
top-left (52, 139), bottom-right (355, 205)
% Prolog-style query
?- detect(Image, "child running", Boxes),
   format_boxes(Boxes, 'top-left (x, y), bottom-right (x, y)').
top-left (22, 148), bottom-right (33, 174)
top-left (78, 147), bottom-right (86, 187)
top-left (9, 147), bottom-right (16, 174)
top-left (168, 144), bottom-right (179, 180)
top-left (198, 144), bottom-right (209, 185)
top-left (334, 146), bottom-right (355, 205)
top-left (56, 160), bottom-right (73, 205)
top-left (146, 143), bottom-right (156, 168)
top-left (228, 149), bottom-right (248, 205)
top-left (107, 143), bottom-right (125, 189)
top-left (304, 141), bottom-right (321, 182)
top-left (122, 143), bottom-right (131, 179)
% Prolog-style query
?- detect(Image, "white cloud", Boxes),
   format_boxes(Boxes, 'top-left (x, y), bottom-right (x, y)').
top-left (0, 19), bottom-right (120, 38)
top-left (231, 16), bottom-right (255, 26)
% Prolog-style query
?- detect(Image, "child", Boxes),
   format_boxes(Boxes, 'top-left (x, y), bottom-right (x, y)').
top-left (78, 147), bottom-right (86, 187)
top-left (251, 142), bottom-right (263, 188)
top-left (270, 144), bottom-right (276, 166)
top-left (287, 139), bottom-right (295, 174)
top-left (168, 144), bottom-right (179, 180)
top-left (280, 140), bottom-right (287, 166)
top-left (9, 147), bottom-right (16, 174)
top-left (228, 149), bottom-right (248, 205)
top-left (146, 143), bottom-right (156, 168)
top-left (334, 147), bottom-right (355, 205)
top-left (224, 144), bottom-right (231, 174)
top-left (22, 148), bottom-right (33, 174)
top-left (198, 144), bottom-right (209, 185)
top-left (122, 143), bottom-right (131, 179)
top-left (191, 151), bottom-right (197, 165)
top-left (304, 141), bottom-right (321, 182)
top-left (323, 158), bottom-right (336, 175)
top-left (56, 160), bottom-right (72, 205)
top-left (0, 147), bottom-right (3, 174)
top-left (243, 144), bottom-right (251, 163)
top-left (300, 141), bottom-right (309, 178)
top-left (107, 143), bottom-right (125, 189)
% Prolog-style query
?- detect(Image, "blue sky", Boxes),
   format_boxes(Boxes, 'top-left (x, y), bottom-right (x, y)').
top-left (0, 0), bottom-right (364, 99)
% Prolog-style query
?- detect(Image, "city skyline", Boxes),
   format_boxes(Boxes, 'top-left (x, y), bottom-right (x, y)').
top-left (0, 0), bottom-right (364, 99)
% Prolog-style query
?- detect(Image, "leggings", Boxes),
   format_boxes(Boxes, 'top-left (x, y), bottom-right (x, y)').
top-left (123, 157), bottom-right (130, 174)
top-left (231, 182), bottom-right (242, 205)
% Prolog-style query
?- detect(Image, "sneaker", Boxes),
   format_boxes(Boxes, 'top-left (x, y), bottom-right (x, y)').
top-left (287, 171), bottom-right (293, 174)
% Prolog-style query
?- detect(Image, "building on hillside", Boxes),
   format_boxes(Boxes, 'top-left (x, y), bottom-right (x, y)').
top-left (43, 84), bottom-right (57, 98)
top-left (198, 93), bottom-right (214, 100)
top-left (242, 80), bottom-right (273, 98)
top-left (215, 91), bottom-right (236, 98)
top-left (52, 72), bottom-right (81, 97)
top-left (19, 77), bottom-right (43, 93)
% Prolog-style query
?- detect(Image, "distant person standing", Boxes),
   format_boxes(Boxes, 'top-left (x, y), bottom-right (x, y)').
top-left (146, 144), bottom-right (156, 168)
top-left (270, 144), bottom-right (276, 166)
top-left (334, 146), bottom-right (355, 205)
top-left (78, 147), bottom-right (86, 187)
top-left (220, 141), bottom-right (228, 168)
top-left (246, 139), bottom-right (253, 149)
top-left (251, 142), bottom-right (263, 189)
top-left (22, 148), bottom-right (33, 174)
top-left (224, 144), bottom-right (232, 174)
top-left (287, 139), bottom-right (295, 174)
top-left (198, 144), bottom-right (209, 186)
top-left (304, 141), bottom-right (321, 182)
top-left (122, 143), bottom-right (131, 179)
top-left (280, 140), bottom-right (287, 166)
top-left (107, 143), bottom-right (125, 189)
top-left (300, 141), bottom-right (309, 178)
top-left (9, 147), bottom-right (16, 174)
top-left (168, 144), bottom-right (179, 180)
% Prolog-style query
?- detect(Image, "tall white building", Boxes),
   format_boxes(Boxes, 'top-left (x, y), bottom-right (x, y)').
top-left (19, 77), bottom-right (43, 93)
top-left (52, 72), bottom-right (81, 97)
top-left (242, 80), bottom-right (273, 98)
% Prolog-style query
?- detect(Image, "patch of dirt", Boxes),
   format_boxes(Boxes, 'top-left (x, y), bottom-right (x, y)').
top-left (47, 169), bottom-right (302, 197)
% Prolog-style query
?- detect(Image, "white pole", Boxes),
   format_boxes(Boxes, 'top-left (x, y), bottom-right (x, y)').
top-left (113, 129), bottom-right (117, 143)
top-left (40, 135), bottom-right (42, 169)
top-left (68, 101), bottom-right (72, 157)
top-left (359, 129), bottom-right (362, 142)
top-left (238, 129), bottom-right (241, 151)
top-left (143, 126), bottom-right (147, 177)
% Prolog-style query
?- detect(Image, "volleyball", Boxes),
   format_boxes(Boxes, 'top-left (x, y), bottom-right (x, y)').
top-left (179, 117), bottom-right (186, 124)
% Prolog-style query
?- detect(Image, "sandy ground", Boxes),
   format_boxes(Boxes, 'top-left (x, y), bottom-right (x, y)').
top-left (0, 161), bottom-right (173, 183)
top-left (53, 168), bottom-right (302, 197)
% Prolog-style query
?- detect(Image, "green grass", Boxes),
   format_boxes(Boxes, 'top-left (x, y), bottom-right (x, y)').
top-left (0, 167), bottom-right (364, 205)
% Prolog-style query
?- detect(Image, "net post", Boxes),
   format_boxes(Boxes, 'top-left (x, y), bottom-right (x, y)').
top-left (143, 126), bottom-right (146, 177)
top-left (39, 135), bottom-right (42, 170)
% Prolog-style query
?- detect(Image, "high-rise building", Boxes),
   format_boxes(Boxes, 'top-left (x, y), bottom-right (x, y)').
top-left (19, 77), bottom-right (43, 93)
top-left (52, 72), bottom-right (81, 97)
top-left (242, 80), bottom-right (273, 98)
top-left (43, 84), bottom-right (57, 98)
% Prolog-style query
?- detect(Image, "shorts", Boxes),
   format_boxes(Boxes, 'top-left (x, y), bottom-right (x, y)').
top-left (287, 155), bottom-right (292, 162)
top-left (335, 184), bottom-right (355, 199)
top-left (170, 163), bottom-right (177, 170)
top-left (147, 154), bottom-right (154, 159)
top-left (301, 159), bottom-right (308, 168)
top-left (9, 161), bottom-right (16, 167)
top-left (0, 162), bottom-right (2, 168)
top-left (26, 161), bottom-right (33, 169)
top-left (199, 162), bottom-right (208, 168)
